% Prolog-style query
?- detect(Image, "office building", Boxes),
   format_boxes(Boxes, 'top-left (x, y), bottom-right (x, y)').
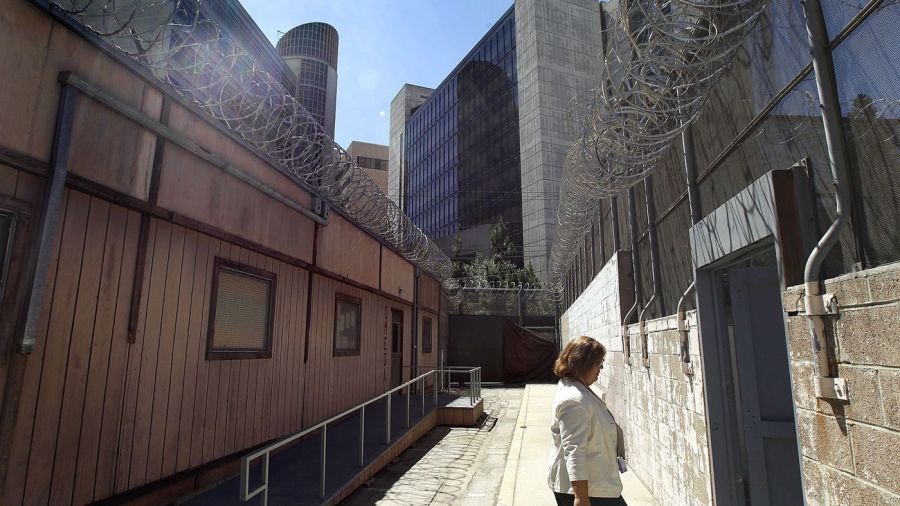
top-left (347, 141), bottom-right (389, 193)
top-left (276, 22), bottom-right (339, 138)
top-left (393, 0), bottom-right (603, 275)
top-left (389, 84), bottom-right (433, 210)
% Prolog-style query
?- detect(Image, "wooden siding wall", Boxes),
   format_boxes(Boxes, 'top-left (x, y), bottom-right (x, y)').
top-left (315, 214), bottom-right (380, 288)
top-left (2, 199), bottom-right (315, 504)
top-left (418, 274), bottom-right (441, 313)
top-left (302, 275), bottom-right (411, 426)
top-left (417, 310), bottom-right (439, 384)
top-left (380, 247), bottom-right (414, 303)
top-left (0, 2), bottom-right (447, 503)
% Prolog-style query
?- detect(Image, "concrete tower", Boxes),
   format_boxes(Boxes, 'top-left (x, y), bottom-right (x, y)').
top-left (277, 22), bottom-right (339, 138)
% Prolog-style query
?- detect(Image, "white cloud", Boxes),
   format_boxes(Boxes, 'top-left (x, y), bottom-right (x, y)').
top-left (379, 111), bottom-right (386, 117)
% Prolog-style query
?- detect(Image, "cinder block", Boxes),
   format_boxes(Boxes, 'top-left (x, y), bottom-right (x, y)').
top-left (786, 315), bottom-right (816, 363)
top-left (790, 361), bottom-right (817, 412)
top-left (879, 369), bottom-right (900, 431)
top-left (867, 267), bottom-right (900, 304)
top-left (849, 423), bottom-right (900, 493)
top-left (800, 458), bottom-right (826, 506)
top-left (837, 365), bottom-right (883, 425)
top-left (819, 463), bottom-right (900, 506)
top-left (783, 285), bottom-right (804, 313)
top-left (825, 276), bottom-right (871, 306)
top-left (836, 305), bottom-right (900, 367)
top-left (795, 409), bottom-right (854, 473)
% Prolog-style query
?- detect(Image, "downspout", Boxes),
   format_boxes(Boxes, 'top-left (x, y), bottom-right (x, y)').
top-left (638, 176), bottom-right (661, 368)
top-left (621, 187), bottom-right (641, 365)
top-left (678, 123), bottom-right (702, 376)
top-left (801, 0), bottom-right (851, 400)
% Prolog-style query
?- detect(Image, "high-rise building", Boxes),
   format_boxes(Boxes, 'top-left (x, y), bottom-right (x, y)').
top-left (389, 84), bottom-right (433, 210)
top-left (392, 0), bottom-right (603, 278)
top-left (276, 22), bottom-right (339, 138)
top-left (347, 141), bottom-right (389, 193)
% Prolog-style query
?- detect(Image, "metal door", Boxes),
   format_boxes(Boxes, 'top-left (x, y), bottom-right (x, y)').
top-left (726, 266), bottom-right (803, 505)
top-left (391, 309), bottom-right (403, 388)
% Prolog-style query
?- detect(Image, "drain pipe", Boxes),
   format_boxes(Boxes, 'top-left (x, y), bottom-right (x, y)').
top-left (638, 176), bottom-right (661, 368)
top-left (678, 123), bottom-right (702, 376)
top-left (801, 0), bottom-right (851, 401)
top-left (621, 187), bottom-right (641, 365)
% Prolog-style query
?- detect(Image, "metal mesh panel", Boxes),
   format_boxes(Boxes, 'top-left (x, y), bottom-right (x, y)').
top-left (692, 1), bottom-right (812, 173)
top-left (699, 74), bottom-right (858, 275)
top-left (831, 3), bottom-right (900, 268)
top-left (657, 200), bottom-right (695, 312)
top-left (822, 0), bottom-right (871, 40)
top-left (212, 269), bottom-right (271, 350)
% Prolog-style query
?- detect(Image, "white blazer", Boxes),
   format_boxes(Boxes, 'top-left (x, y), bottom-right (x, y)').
top-left (546, 379), bottom-right (623, 498)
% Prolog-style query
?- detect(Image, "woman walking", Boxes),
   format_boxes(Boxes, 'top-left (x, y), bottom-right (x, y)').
top-left (547, 336), bottom-right (627, 506)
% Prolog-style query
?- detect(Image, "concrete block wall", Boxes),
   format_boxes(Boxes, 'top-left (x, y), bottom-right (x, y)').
top-left (561, 254), bottom-right (712, 506)
top-left (783, 262), bottom-right (900, 505)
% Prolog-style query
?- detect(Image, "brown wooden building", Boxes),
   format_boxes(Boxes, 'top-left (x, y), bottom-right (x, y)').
top-left (0, 0), bottom-right (444, 503)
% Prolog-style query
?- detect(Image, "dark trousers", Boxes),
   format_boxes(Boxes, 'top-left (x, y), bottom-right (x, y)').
top-left (553, 492), bottom-right (628, 506)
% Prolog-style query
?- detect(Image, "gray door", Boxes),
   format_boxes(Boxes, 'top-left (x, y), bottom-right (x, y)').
top-left (726, 266), bottom-right (803, 505)
top-left (391, 309), bottom-right (403, 388)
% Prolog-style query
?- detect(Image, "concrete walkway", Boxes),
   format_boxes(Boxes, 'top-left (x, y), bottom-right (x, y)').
top-left (341, 384), bottom-right (658, 505)
top-left (342, 387), bottom-right (524, 505)
top-left (498, 383), bottom-right (658, 506)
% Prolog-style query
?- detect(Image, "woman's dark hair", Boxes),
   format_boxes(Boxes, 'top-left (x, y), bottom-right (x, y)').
top-left (553, 336), bottom-right (606, 380)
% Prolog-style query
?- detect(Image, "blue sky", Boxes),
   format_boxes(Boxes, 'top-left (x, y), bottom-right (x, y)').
top-left (241, 0), bottom-right (514, 148)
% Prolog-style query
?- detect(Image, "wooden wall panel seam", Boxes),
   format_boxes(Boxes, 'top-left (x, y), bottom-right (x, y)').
top-left (23, 190), bottom-right (90, 504)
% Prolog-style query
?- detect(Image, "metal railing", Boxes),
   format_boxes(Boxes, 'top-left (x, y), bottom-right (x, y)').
top-left (404, 365), bottom-right (482, 405)
top-left (239, 367), bottom-right (482, 504)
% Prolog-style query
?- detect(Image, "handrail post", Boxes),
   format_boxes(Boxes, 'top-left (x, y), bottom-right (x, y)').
top-left (421, 377), bottom-right (425, 414)
top-left (406, 384), bottom-right (411, 428)
top-left (469, 370), bottom-right (474, 405)
top-left (319, 426), bottom-right (327, 498)
top-left (433, 370), bottom-right (438, 405)
top-left (359, 406), bottom-right (365, 467)
top-left (386, 395), bottom-right (391, 443)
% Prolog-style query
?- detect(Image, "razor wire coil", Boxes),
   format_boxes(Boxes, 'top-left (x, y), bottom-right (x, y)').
top-left (50, 0), bottom-right (454, 283)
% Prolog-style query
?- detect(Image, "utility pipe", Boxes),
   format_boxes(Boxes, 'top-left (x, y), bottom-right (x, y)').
top-left (621, 188), bottom-right (642, 365)
top-left (801, 0), bottom-right (852, 400)
top-left (638, 176), bottom-right (662, 368)
top-left (677, 282), bottom-right (696, 375)
top-left (677, 122), bottom-right (702, 375)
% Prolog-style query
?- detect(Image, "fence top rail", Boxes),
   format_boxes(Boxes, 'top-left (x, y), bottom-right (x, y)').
top-left (244, 369), bottom-right (436, 462)
top-left (243, 366), bottom-right (482, 462)
top-left (402, 365), bottom-right (480, 372)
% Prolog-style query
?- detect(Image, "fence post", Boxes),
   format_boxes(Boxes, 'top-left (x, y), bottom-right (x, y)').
top-left (319, 426), bottom-right (327, 498)
top-left (359, 406), bottom-right (365, 467)
top-left (386, 395), bottom-right (391, 443)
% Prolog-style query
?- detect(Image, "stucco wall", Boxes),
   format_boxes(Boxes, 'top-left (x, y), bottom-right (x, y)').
top-left (561, 253), bottom-right (712, 506)
top-left (783, 263), bottom-right (900, 505)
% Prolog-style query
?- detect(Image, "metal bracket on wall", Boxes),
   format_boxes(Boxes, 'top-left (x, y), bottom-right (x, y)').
top-left (816, 376), bottom-right (849, 401)
top-left (804, 292), bottom-right (838, 316)
top-left (639, 320), bottom-right (650, 368)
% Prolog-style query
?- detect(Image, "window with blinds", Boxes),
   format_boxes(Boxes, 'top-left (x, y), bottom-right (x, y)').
top-left (422, 317), bottom-right (433, 353)
top-left (333, 294), bottom-right (361, 356)
top-left (207, 258), bottom-right (276, 359)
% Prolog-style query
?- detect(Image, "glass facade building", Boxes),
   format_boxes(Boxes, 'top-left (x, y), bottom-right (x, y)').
top-left (277, 23), bottom-right (339, 138)
top-left (404, 8), bottom-right (522, 263)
